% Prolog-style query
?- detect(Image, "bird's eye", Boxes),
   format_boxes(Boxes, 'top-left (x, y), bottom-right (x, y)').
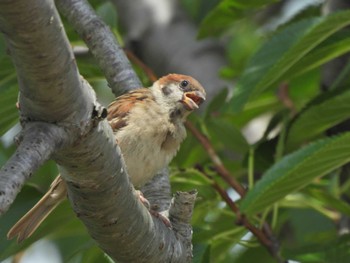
top-left (180, 80), bottom-right (189, 89)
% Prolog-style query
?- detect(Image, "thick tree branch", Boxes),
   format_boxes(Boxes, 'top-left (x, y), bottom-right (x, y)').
top-left (0, 0), bottom-right (93, 123)
top-left (56, 0), bottom-right (142, 95)
top-left (57, 0), bottom-right (176, 216)
top-left (0, 122), bottom-right (68, 214)
top-left (169, 190), bottom-right (197, 261)
top-left (0, 0), bottom-right (196, 262)
top-left (54, 120), bottom-right (191, 262)
top-left (57, 0), bottom-right (192, 233)
top-left (141, 168), bottom-right (172, 212)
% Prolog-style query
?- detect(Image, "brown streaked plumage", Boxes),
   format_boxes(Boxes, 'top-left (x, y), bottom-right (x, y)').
top-left (7, 74), bottom-right (206, 242)
top-left (107, 89), bottom-right (153, 131)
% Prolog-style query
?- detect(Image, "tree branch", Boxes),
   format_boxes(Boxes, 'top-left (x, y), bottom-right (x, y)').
top-left (57, 0), bottom-right (174, 215)
top-left (189, 123), bottom-right (285, 262)
top-left (1, 0), bottom-right (196, 261)
top-left (141, 168), bottom-right (172, 212)
top-left (54, 120), bottom-right (191, 262)
top-left (185, 121), bottom-right (246, 197)
top-left (0, 0), bottom-right (93, 123)
top-left (56, 0), bottom-right (142, 95)
top-left (0, 122), bottom-right (68, 214)
top-left (169, 190), bottom-right (197, 262)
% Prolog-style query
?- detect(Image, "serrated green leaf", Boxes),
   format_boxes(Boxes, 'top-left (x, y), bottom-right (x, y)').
top-left (231, 11), bottom-right (350, 112)
top-left (288, 36), bottom-right (350, 78)
top-left (240, 133), bottom-right (350, 216)
top-left (286, 90), bottom-right (350, 149)
top-left (230, 18), bottom-right (319, 111)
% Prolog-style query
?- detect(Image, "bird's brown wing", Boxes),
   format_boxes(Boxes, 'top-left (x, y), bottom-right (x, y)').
top-left (107, 88), bottom-right (152, 131)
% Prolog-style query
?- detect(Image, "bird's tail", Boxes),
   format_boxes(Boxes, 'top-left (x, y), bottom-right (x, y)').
top-left (7, 176), bottom-right (66, 243)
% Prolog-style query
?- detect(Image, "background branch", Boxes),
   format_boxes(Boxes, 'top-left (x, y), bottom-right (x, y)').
top-left (56, 0), bottom-right (142, 95)
top-left (0, 122), bottom-right (67, 214)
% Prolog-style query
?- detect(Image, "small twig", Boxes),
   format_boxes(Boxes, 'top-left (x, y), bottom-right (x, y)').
top-left (191, 126), bottom-right (284, 262)
top-left (278, 83), bottom-right (296, 115)
top-left (195, 166), bottom-right (274, 252)
top-left (185, 121), bottom-right (246, 197)
top-left (124, 49), bottom-right (158, 82)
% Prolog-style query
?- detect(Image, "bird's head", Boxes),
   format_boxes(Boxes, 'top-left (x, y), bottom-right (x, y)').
top-left (151, 74), bottom-right (206, 119)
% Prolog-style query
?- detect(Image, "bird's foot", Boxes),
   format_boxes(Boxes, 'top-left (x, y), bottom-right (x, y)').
top-left (150, 210), bottom-right (172, 228)
top-left (135, 190), bottom-right (171, 228)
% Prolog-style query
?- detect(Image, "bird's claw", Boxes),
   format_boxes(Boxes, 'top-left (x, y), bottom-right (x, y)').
top-left (135, 190), bottom-right (172, 228)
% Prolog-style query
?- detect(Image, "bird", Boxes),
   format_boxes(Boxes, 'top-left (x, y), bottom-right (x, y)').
top-left (7, 73), bottom-right (206, 243)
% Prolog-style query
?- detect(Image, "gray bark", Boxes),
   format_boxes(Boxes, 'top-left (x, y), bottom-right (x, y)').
top-left (56, 0), bottom-right (142, 96)
top-left (0, 0), bottom-right (196, 262)
top-left (0, 122), bottom-right (68, 214)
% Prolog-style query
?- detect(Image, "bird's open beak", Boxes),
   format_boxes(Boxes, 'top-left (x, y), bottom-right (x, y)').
top-left (181, 90), bottom-right (206, 110)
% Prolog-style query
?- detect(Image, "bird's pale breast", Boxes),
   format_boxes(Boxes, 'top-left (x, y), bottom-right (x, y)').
top-left (114, 99), bottom-right (186, 188)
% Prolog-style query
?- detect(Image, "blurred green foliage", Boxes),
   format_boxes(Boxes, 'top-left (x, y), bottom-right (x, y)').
top-left (1, 0), bottom-right (350, 262)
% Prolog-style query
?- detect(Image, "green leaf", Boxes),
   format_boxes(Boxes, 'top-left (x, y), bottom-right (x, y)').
top-left (198, 0), bottom-right (278, 38)
top-left (193, 243), bottom-right (211, 263)
top-left (0, 185), bottom-right (86, 260)
top-left (288, 35), bottom-right (350, 78)
top-left (96, 2), bottom-right (118, 29)
top-left (204, 88), bottom-right (228, 119)
top-left (306, 189), bottom-right (350, 217)
top-left (231, 11), bottom-right (350, 112)
top-left (286, 90), bottom-right (350, 149)
top-left (286, 234), bottom-right (350, 263)
top-left (0, 86), bottom-right (18, 136)
top-left (206, 118), bottom-right (249, 154)
top-left (228, 91), bottom-right (282, 128)
top-left (240, 133), bottom-right (350, 216)
top-left (171, 169), bottom-right (218, 200)
top-left (65, 241), bottom-right (110, 263)
top-left (0, 186), bottom-right (43, 259)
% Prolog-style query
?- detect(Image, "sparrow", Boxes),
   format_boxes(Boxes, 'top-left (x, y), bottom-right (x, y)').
top-left (7, 74), bottom-right (206, 242)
